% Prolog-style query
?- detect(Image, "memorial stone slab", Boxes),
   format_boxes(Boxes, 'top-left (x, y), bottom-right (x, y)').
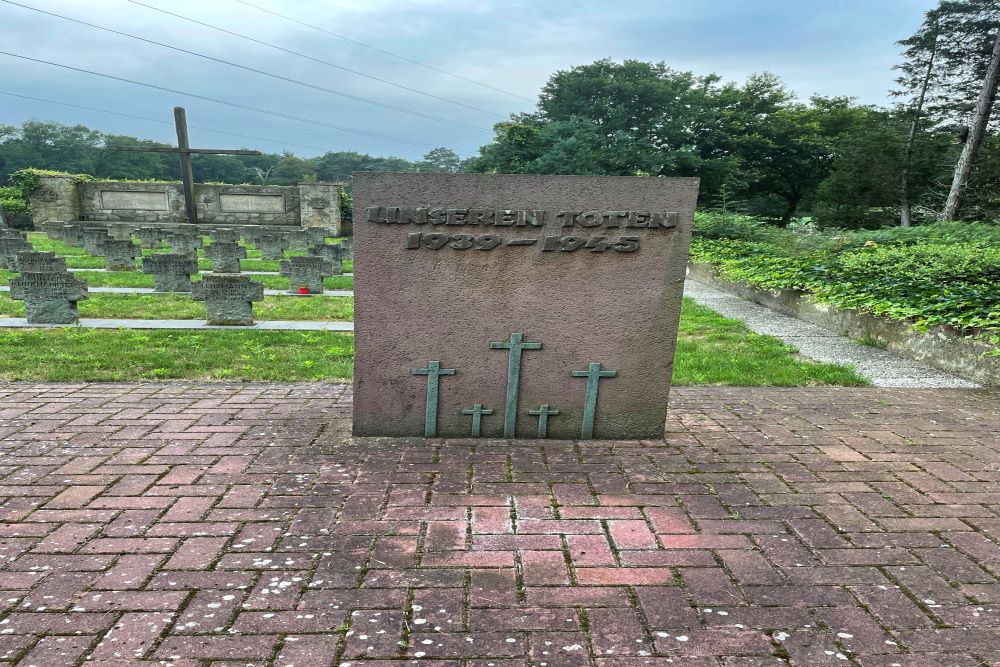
top-left (209, 228), bottom-right (241, 244)
top-left (16, 251), bottom-right (67, 273)
top-left (279, 255), bottom-right (333, 294)
top-left (0, 228), bottom-right (26, 240)
top-left (82, 228), bottom-right (112, 256)
top-left (10, 272), bottom-right (88, 324)
top-left (256, 233), bottom-right (288, 260)
top-left (134, 227), bottom-right (166, 249)
top-left (103, 239), bottom-right (140, 271)
top-left (308, 243), bottom-right (344, 274)
top-left (142, 252), bottom-right (200, 292)
top-left (353, 173), bottom-right (698, 440)
top-left (0, 236), bottom-right (33, 269)
top-left (340, 237), bottom-right (354, 261)
top-left (205, 240), bottom-right (246, 273)
top-left (191, 274), bottom-right (264, 325)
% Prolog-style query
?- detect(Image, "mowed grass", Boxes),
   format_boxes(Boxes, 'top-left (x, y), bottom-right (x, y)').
top-left (672, 299), bottom-right (868, 386)
top-left (0, 329), bottom-right (354, 381)
top-left (0, 292), bottom-right (354, 321)
top-left (0, 299), bottom-right (867, 384)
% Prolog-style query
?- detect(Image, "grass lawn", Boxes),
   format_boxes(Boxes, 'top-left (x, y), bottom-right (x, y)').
top-left (0, 298), bottom-right (867, 384)
top-left (0, 293), bottom-right (354, 321)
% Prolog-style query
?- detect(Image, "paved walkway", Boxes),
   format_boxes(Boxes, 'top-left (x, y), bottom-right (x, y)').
top-left (0, 318), bottom-right (354, 331)
top-left (684, 280), bottom-right (978, 388)
top-left (0, 383), bottom-right (996, 665)
top-left (0, 286), bottom-right (354, 297)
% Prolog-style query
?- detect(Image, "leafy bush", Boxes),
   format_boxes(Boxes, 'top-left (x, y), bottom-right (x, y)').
top-left (690, 222), bottom-right (1000, 331)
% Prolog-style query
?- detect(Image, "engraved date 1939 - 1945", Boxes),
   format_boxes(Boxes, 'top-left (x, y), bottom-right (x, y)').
top-left (405, 232), bottom-right (639, 253)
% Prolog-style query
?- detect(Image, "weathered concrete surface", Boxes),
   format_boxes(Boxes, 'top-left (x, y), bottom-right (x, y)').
top-left (0, 383), bottom-right (997, 665)
top-left (689, 263), bottom-right (1000, 387)
top-left (353, 173), bottom-right (698, 440)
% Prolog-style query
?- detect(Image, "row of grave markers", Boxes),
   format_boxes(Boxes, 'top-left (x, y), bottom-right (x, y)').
top-left (1, 226), bottom-right (353, 326)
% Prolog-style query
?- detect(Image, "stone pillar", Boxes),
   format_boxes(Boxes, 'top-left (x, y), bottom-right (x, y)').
top-left (27, 176), bottom-right (81, 226)
top-left (297, 182), bottom-right (342, 233)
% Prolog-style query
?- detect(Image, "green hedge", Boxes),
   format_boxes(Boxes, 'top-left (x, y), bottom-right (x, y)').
top-left (690, 215), bottom-right (1000, 331)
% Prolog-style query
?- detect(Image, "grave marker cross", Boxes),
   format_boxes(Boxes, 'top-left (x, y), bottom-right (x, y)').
top-left (110, 107), bottom-right (261, 224)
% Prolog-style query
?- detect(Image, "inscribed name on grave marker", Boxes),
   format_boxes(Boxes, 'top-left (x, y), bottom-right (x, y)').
top-left (142, 253), bottom-right (200, 292)
top-left (16, 251), bottom-right (66, 273)
top-left (103, 239), bottom-right (140, 271)
top-left (256, 233), bottom-right (288, 260)
top-left (191, 274), bottom-right (264, 325)
top-left (10, 272), bottom-right (88, 324)
top-left (205, 241), bottom-right (246, 273)
top-left (353, 173), bottom-right (698, 440)
top-left (100, 190), bottom-right (169, 211)
top-left (279, 255), bottom-right (333, 294)
top-left (219, 194), bottom-right (285, 213)
top-left (0, 237), bottom-right (33, 269)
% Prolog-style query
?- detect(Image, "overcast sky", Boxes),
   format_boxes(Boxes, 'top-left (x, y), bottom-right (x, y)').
top-left (1, 0), bottom-right (937, 161)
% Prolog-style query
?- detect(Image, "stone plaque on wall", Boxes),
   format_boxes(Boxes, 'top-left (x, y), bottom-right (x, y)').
top-left (100, 191), bottom-right (169, 211)
top-left (353, 173), bottom-right (699, 441)
top-left (219, 194), bottom-right (285, 213)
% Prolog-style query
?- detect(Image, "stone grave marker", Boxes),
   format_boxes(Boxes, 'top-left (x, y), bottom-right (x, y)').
top-left (0, 236), bottom-right (33, 269)
top-left (210, 228), bottom-right (241, 244)
top-left (61, 224), bottom-right (83, 247)
top-left (16, 251), bottom-right (66, 273)
top-left (205, 240), bottom-right (246, 273)
top-left (142, 252), bottom-right (200, 292)
top-left (308, 243), bottom-right (344, 274)
top-left (287, 228), bottom-right (313, 251)
top-left (256, 233), bottom-right (288, 260)
top-left (82, 228), bottom-right (112, 256)
top-left (340, 237), bottom-right (353, 261)
top-left (352, 173), bottom-right (698, 440)
top-left (167, 232), bottom-right (201, 256)
top-left (103, 239), bottom-right (140, 271)
top-left (0, 228), bottom-right (26, 240)
top-left (279, 255), bottom-right (333, 294)
top-left (108, 222), bottom-right (134, 241)
top-left (134, 227), bottom-right (166, 249)
top-left (10, 271), bottom-right (88, 324)
top-left (191, 274), bottom-right (264, 325)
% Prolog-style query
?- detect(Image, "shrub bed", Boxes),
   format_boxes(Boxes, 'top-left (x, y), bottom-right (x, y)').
top-left (690, 215), bottom-right (1000, 332)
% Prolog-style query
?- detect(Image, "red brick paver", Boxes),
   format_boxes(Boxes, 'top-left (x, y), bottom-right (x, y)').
top-left (0, 382), bottom-right (997, 666)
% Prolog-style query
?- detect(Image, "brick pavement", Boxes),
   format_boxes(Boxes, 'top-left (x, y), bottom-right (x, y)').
top-left (0, 382), bottom-right (996, 666)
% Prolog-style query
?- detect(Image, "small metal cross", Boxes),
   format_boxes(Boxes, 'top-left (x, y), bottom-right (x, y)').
top-left (461, 403), bottom-right (494, 437)
top-left (527, 404), bottom-right (560, 438)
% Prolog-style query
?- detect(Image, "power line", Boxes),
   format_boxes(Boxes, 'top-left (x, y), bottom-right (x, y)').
top-left (127, 0), bottom-right (506, 119)
top-left (0, 90), bottom-right (331, 153)
top-left (0, 51), bottom-right (477, 153)
top-left (1, 0), bottom-right (490, 133)
top-left (233, 0), bottom-right (535, 103)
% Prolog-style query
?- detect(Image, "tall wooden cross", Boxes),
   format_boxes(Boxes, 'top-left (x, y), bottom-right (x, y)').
top-left (109, 107), bottom-right (262, 225)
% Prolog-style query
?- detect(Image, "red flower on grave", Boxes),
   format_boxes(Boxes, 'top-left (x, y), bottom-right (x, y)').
top-left (299, 287), bottom-right (310, 294)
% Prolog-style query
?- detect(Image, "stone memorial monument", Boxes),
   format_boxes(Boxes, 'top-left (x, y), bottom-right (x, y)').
top-left (10, 271), bottom-right (88, 324)
top-left (339, 237), bottom-right (354, 261)
top-left (353, 173), bottom-right (698, 440)
top-left (279, 255), bottom-right (333, 294)
top-left (308, 243), bottom-right (345, 274)
top-left (108, 222), bottom-right (134, 241)
top-left (191, 274), bottom-right (264, 325)
top-left (103, 239), bottom-right (140, 271)
top-left (142, 253), bottom-right (200, 292)
top-left (256, 233), bottom-right (288, 260)
top-left (205, 240), bottom-right (246, 273)
top-left (134, 227), bottom-right (166, 249)
top-left (61, 224), bottom-right (83, 247)
top-left (0, 236), bottom-right (33, 269)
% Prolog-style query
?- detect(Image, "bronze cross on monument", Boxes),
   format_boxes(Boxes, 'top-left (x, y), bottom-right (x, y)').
top-left (109, 107), bottom-right (262, 224)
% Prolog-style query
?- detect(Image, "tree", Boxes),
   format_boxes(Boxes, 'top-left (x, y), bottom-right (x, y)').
top-left (313, 151), bottom-right (417, 182)
top-left (416, 147), bottom-right (466, 173)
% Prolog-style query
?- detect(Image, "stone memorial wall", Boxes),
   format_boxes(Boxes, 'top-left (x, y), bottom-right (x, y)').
top-left (353, 173), bottom-right (698, 441)
top-left (28, 176), bottom-right (343, 232)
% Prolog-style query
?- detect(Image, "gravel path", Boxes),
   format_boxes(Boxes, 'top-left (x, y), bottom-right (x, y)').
top-left (684, 279), bottom-right (979, 388)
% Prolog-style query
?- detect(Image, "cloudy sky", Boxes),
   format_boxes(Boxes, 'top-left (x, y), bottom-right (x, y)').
top-left (1, 0), bottom-right (936, 161)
